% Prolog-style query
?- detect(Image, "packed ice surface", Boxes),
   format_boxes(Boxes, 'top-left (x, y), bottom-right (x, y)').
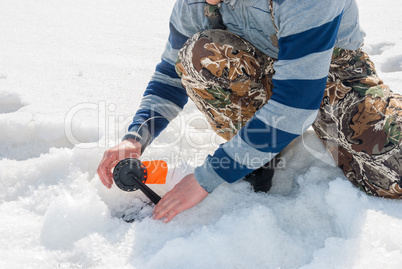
top-left (0, 0), bottom-right (401, 268)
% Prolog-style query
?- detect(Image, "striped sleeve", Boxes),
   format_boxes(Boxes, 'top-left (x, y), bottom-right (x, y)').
top-left (194, 1), bottom-right (345, 192)
top-left (124, 0), bottom-right (208, 151)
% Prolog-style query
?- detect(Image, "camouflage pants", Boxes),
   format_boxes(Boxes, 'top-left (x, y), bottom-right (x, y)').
top-left (175, 29), bottom-right (402, 199)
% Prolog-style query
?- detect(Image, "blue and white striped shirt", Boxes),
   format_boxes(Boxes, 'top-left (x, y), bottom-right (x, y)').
top-left (124, 0), bottom-right (365, 192)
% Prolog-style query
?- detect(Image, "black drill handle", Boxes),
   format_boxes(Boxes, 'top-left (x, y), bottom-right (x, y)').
top-left (130, 174), bottom-right (161, 205)
top-left (113, 158), bottom-right (162, 205)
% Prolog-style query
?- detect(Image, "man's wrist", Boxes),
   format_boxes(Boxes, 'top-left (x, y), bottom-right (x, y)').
top-left (125, 138), bottom-right (142, 146)
top-left (122, 127), bottom-right (152, 154)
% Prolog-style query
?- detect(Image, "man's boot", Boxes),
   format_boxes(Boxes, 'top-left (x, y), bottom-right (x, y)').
top-left (243, 157), bottom-right (278, 193)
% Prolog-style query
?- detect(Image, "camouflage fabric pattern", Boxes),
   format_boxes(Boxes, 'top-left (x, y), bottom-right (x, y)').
top-left (176, 30), bottom-right (275, 140)
top-left (314, 48), bottom-right (402, 198)
top-left (204, 4), bottom-right (221, 19)
top-left (176, 30), bottom-right (402, 199)
top-left (204, 3), bottom-right (226, 30)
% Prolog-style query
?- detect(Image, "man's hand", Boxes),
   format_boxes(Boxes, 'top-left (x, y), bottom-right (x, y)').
top-left (97, 139), bottom-right (142, 189)
top-left (153, 173), bottom-right (208, 223)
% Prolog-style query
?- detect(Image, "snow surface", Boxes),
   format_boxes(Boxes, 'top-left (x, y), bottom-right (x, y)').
top-left (0, 0), bottom-right (401, 268)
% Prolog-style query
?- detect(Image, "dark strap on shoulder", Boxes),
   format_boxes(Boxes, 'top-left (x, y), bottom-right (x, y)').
top-left (269, 0), bottom-right (279, 47)
top-left (205, 4), bottom-right (227, 30)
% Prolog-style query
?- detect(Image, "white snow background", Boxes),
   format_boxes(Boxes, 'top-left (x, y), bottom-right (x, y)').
top-left (1, 0), bottom-right (402, 268)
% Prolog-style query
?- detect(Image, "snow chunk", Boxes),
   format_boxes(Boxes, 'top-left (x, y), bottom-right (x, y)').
top-left (40, 189), bottom-right (110, 250)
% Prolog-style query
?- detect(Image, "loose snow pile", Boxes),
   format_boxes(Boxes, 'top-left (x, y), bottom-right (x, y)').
top-left (0, 1), bottom-right (401, 268)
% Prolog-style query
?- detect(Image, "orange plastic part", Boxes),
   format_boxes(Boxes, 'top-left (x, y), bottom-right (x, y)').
top-left (142, 160), bottom-right (168, 184)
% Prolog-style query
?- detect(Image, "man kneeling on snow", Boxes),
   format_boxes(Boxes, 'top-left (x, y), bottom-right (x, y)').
top-left (98, 0), bottom-right (402, 223)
